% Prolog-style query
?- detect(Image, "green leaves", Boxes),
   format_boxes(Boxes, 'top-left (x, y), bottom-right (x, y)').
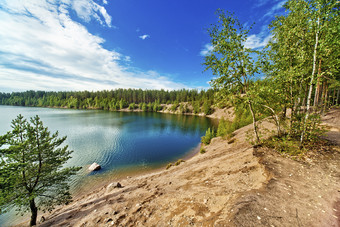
top-left (0, 114), bottom-right (80, 224)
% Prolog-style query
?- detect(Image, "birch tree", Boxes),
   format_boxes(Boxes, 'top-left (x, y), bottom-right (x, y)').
top-left (203, 10), bottom-right (260, 143)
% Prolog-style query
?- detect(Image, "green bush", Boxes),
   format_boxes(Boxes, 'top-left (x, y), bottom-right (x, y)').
top-left (166, 163), bottom-right (173, 169)
top-left (128, 103), bottom-right (136, 110)
top-left (175, 159), bottom-right (185, 166)
top-left (200, 147), bottom-right (206, 154)
top-left (203, 101), bottom-right (213, 115)
top-left (170, 103), bottom-right (179, 112)
top-left (201, 127), bottom-right (216, 145)
top-left (217, 118), bottom-right (234, 137)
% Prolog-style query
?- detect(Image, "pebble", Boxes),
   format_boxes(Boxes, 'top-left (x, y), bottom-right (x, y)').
top-left (257, 216), bottom-right (261, 220)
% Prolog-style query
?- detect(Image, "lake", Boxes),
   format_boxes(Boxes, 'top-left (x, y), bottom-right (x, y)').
top-left (0, 105), bottom-right (217, 226)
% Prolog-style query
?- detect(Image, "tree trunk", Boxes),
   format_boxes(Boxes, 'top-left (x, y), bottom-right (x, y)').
top-left (30, 199), bottom-right (38, 226)
top-left (337, 89), bottom-right (340, 106)
top-left (263, 104), bottom-right (281, 137)
top-left (248, 100), bottom-right (259, 144)
top-left (322, 82), bottom-right (328, 114)
top-left (300, 16), bottom-right (320, 147)
top-left (313, 59), bottom-right (322, 108)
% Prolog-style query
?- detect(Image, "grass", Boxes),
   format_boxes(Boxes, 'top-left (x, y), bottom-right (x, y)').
top-left (166, 159), bottom-right (185, 169)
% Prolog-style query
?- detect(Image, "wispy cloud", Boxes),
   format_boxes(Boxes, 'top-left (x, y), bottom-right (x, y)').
top-left (0, 0), bottom-right (186, 92)
top-left (200, 43), bottom-right (214, 56)
top-left (69, 0), bottom-right (112, 27)
top-left (263, 0), bottom-right (286, 18)
top-left (244, 34), bottom-right (272, 49)
top-left (139, 34), bottom-right (150, 40)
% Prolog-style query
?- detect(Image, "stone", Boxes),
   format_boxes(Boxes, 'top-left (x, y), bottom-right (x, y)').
top-left (89, 162), bottom-right (101, 171)
top-left (107, 182), bottom-right (123, 191)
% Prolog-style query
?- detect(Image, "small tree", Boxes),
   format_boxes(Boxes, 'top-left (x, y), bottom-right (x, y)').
top-left (201, 127), bottom-right (215, 145)
top-left (203, 10), bottom-right (260, 143)
top-left (0, 115), bottom-right (80, 226)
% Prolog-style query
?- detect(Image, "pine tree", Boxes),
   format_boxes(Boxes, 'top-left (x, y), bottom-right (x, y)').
top-left (0, 115), bottom-right (80, 226)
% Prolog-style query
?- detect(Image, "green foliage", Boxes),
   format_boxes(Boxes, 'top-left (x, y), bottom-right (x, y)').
top-left (0, 115), bottom-right (80, 226)
top-left (263, 135), bottom-right (304, 156)
top-left (203, 101), bottom-right (213, 115)
top-left (0, 89), bottom-right (215, 111)
top-left (232, 105), bottom-right (253, 130)
top-left (201, 127), bottom-right (216, 145)
top-left (170, 102), bottom-right (179, 112)
top-left (174, 159), bottom-right (185, 166)
top-left (203, 9), bottom-right (260, 142)
top-left (193, 101), bottom-right (201, 114)
top-left (166, 163), bottom-right (173, 170)
top-left (200, 147), bottom-right (206, 154)
top-left (128, 103), bottom-right (136, 110)
top-left (216, 118), bottom-right (233, 138)
top-left (288, 113), bottom-right (326, 143)
top-left (141, 102), bottom-right (147, 112)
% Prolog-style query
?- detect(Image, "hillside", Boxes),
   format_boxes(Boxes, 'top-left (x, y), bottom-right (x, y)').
top-left (16, 108), bottom-right (340, 227)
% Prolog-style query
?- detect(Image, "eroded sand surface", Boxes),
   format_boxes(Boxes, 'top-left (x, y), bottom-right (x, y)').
top-left (17, 109), bottom-right (340, 226)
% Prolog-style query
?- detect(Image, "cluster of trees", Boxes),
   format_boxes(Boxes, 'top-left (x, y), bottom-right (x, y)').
top-left (0, 89), bottom-right (215, 113)
top-left (203, 0), bottom-right (339, 147)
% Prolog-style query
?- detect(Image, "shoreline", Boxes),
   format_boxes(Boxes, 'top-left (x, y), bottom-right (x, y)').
top-left (0, 103), bottom-right (229, 119)
top-left (14, 108), bottom-right (340, 226)
top-left (71, 142), bottom-right (202, 200)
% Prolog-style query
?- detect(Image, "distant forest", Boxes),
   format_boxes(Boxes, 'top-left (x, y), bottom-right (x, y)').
top-left (0, 89), bottom-right (216, 113)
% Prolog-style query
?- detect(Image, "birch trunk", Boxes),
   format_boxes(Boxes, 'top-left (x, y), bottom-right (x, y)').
top-left (248, 99), bottom-right (259, 144)
top-left (300, 16), bottom-right (320, 147)
top-left (313, 59), bottom-right (322, 108)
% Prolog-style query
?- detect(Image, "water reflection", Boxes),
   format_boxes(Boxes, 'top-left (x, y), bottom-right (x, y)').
top-left (0, 106), bottom-right (217, 226)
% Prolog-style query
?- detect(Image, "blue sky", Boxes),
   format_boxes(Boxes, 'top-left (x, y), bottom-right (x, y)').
top-left (0, 0), bottom-right (286, 92)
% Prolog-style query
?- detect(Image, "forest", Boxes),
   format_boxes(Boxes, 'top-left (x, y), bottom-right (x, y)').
top-left (1, 0), bottom-right (339, 147)
top-left (0, 88), bottom-right (216, 114)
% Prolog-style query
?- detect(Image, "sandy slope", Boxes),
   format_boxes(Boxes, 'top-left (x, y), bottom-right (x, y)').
top-left (17, 108), bottom-right (340, 226)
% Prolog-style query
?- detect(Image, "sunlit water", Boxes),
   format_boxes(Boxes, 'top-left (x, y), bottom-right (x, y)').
top-left (0, 105), bottom-right (217, 226)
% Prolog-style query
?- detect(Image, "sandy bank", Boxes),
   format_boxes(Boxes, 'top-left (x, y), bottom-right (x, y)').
top-left (16, 108), bottom-right (340, 226)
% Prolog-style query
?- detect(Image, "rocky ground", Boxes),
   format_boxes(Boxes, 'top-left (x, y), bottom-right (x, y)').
top-left (17, 108), bottom-right (340, 226)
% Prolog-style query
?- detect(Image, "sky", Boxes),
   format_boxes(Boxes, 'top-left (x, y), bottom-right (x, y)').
top-left (0, 0), bottom-right (286, 92)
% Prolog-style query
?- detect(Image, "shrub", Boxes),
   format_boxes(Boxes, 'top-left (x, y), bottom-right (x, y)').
top-left (166, 163), bottom-right (173, 169)
top-left (217, 117), bottom-right (234, 138)
top-left (200, 147), bottom-right (206, 154)
top-left (175, 159), bottom-right (185, 166)
top-left (128, 103), bottom-right (135, 110)
top-left (170, 103), bottom-right (179, 112)
top-left (201, 127), bottom-right (216, 145)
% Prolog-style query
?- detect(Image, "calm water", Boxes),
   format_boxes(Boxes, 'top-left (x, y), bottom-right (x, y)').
top-left (0, 105), bottom-right (216, 226)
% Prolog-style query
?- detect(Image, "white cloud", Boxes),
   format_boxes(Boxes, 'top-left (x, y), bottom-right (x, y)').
top-left (200, 43), bottom-right (214, 56)
top-left (0, 0), bottom-right (186, 92)
top-left (244, 34), bottom-right (272, 49)
top-left (263, 0), bottom-right (286, 18)
top-left (70, 0), bottom-right (112, 27)
top-left (139, 34), bottom-right (150, 40)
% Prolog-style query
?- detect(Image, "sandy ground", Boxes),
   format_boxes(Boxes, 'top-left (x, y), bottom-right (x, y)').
top-left (16, 108), bottom-right (340, 226)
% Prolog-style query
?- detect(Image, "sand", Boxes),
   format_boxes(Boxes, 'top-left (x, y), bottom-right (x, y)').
top-left (16, 108), bottom-right (340, 226)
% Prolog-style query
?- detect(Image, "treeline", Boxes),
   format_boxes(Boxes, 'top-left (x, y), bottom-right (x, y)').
top-left (0, 88), bottom-right (215, 113)
top-left (202, 0), bottom-right (339, 148)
